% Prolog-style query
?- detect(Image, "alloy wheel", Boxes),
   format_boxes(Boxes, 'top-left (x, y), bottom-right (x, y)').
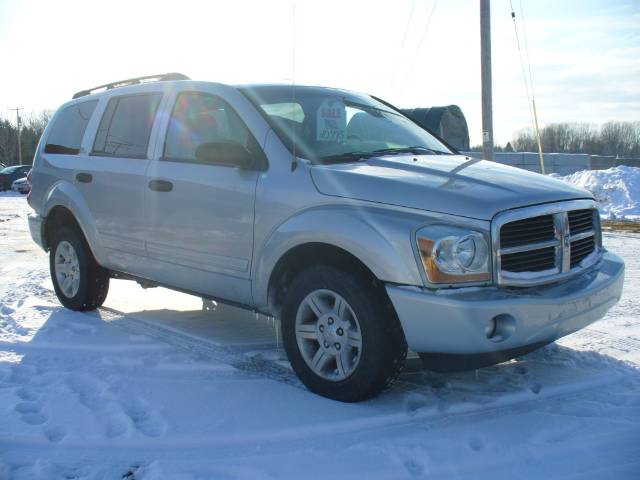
top-left (294, 289), bottom-right (363, 381)
top-left (54, 240), bottom-right (81, 298)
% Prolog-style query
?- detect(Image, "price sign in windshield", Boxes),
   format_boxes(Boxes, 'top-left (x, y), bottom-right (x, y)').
top-left (317, 99), bottom-right (346, 143)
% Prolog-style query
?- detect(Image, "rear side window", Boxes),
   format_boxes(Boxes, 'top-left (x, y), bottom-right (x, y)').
top-left (45, 100), bottom-right (98, 155)
top-left (93, 93), bottom-right (162, 158)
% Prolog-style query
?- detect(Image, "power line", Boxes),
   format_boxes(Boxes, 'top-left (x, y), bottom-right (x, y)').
top-left (519, 0), bottom-right (537, 105)
top-left (509, 0), bottom-right (545, 173)
top-left (397, 0), bottom-right (438, 103)
top-left (389, 0), bottom-right (420, 94)
top-left (399, 0), bottom-right (418, 49)
top-left (414, 0), bottom-right (438, 58)
top-left (509, 0), bottom-right (535, 132)
top-left (518, 0), bottom-right (545, 174)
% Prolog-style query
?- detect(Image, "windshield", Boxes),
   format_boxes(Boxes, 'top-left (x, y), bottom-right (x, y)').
top-left (239, 86), bottom-right (452, 163)
top-left (1, 166), bottom-right (19, 174)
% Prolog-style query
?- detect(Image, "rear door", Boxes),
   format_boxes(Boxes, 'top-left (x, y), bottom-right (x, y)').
top-left (77, 92), bottom-right (164, 272)
top-left (141, 90), bottom-right (264, 304)
top-left (38, 99), bottom-right (98, 212)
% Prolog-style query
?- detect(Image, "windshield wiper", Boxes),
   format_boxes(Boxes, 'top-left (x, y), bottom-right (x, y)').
top-left (370, 146), bottom-right (451, 156)
top-left (319, 151), bottom-right (379, 163)
top-left (319, 146), bottom-right (451, 164)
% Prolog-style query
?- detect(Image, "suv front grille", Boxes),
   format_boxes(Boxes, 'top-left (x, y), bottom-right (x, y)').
top-left (570, 235), bottom-right (595, 268)
top-left (500, 214), bottom-right (555, 248)
top-left (494, 201), bottom-right (601, 286)
top-left (501, 246), bottom-right (556, 273)
top-left (569, 209), bottom-right (595, 235)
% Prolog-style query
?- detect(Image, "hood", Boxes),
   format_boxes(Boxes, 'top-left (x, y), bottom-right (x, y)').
top-left (310, 155), bottom-right (593, 220)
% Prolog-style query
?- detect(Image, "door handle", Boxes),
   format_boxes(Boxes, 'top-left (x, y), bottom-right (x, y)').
top-left (148, 179), bottom-right (173, 192)
top-left (76, 172), bottom-right (92, 183)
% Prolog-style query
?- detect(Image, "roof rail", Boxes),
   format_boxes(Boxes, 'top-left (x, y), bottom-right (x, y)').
top-left (72, 72), bottom-right (190, 99)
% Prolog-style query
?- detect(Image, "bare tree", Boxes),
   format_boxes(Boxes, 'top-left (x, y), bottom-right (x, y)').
top-left (512, 121), bottom-right (640, 157)
top-left (0, 110), bottom-right (51, 166)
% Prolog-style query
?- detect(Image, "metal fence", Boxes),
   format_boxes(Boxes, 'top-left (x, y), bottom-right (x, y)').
top-left (462, 152), bottom-right (640, 175)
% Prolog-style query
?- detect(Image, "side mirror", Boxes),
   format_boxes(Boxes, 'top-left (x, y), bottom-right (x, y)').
top-left (195, 141), bottom-right (256, 169)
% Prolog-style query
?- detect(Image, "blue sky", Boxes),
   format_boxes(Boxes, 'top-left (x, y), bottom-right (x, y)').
top-left (0, 0), bottom-right (638, 145)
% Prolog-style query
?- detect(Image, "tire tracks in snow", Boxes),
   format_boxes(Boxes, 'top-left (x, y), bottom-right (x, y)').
top-left (0, 369), bottom-right (630, 454)
top-left (95, 306), bottom-right (303, 389)
top-left (1, 280), bottom-right (301, 387)
top-left (1, 278), bottom-right (636, 455)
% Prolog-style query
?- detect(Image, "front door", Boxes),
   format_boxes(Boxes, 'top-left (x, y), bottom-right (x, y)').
top-left (142, 91), bottom-right (262, 305)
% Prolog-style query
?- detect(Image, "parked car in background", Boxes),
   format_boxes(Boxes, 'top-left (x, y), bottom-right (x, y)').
top-left (27, 73), bottom-right (624, 402)
top-left (0, 165), bottom-right (31, 191)
top-left (12, 177), bottom-right (30, 194)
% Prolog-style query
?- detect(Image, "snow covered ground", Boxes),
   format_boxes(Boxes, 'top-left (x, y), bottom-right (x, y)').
top-left (1, 192), bottom-right (639, 480)
top-left (552, 166), bottom-right (640, 220)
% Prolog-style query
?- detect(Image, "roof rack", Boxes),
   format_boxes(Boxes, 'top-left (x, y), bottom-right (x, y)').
top-left (72, 72), bottom-right (190, 99)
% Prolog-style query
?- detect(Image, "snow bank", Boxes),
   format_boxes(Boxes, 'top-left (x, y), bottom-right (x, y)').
top-left (552, 166), bottom-right (640, 220)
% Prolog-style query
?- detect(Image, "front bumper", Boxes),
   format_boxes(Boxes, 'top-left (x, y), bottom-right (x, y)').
top-left (386, 251), bottom-right (624, 355)
top-left (28, 213), bottom-right (46, 250)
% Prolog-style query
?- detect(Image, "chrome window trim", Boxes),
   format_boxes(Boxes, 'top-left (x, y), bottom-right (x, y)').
top-left (491, 199), bottom-right (602, 287)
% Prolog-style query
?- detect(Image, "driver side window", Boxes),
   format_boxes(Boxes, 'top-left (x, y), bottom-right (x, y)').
top-left (163, 92), bottom-right (251, 164)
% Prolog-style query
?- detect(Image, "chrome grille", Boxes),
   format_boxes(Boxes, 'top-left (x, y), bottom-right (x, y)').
top-left (570, 236), bottom-right (595, 268)
top-left (568, 209), bottom-right (595, 235)
top-left (500, 214), bottom-right (555, 248)
top-left (493, 200), bottom-right (602, 286)
top-left (501, 246), bottom-right (556, 272)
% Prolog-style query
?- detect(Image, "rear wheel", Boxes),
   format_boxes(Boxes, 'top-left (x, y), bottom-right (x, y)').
top-left (49, 227), bottom-right (109, 311)
top-left (281, 266), bottom-right (407, 402)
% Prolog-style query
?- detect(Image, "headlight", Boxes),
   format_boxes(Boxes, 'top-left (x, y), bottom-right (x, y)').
top-left (416, 225), bottom-right (490, 284)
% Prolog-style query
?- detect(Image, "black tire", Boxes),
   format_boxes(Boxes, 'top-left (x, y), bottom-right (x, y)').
top-left (281, 265), bottom-right (407, 402)
top-left (49, 226), bottom-right (110, 311)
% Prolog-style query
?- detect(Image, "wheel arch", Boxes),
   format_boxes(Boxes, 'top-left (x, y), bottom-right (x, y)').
top-left (41, 181), bottom-right (106, 265)
top-left (254, 206), bottom-right (425, 315)
top-left (266, 242), bottom-right (380, 317)
top-left (44, 205), bottom-right (82, 249)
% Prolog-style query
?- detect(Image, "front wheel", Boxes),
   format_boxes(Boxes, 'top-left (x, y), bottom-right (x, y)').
top-left (281, 266), bottom-right (407, 402)
top-left (49, 227), bottom-right (110, 311)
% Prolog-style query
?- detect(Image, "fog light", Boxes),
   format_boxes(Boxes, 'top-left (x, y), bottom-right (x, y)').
top-left (486, 314), bottom-right (516, 342)
top-left (486, 317), bottom-right (498, 339)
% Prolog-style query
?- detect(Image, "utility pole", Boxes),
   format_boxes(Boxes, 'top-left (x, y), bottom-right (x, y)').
top-left (10, 106), bottom-right (23, 165)
top-left (480, 0), bottom-right (494, 161)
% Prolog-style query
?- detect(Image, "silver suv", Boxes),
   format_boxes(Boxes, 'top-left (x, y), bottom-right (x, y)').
top-left (28, 73), bottom-right (624, 401)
